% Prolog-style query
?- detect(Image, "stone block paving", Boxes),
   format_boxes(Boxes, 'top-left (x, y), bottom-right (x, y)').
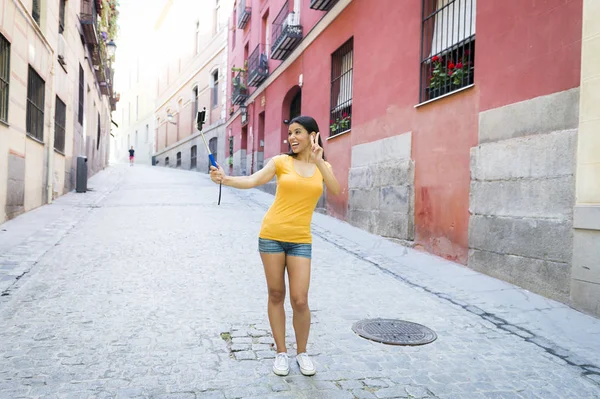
top-left (0, 164), bottom-right (598, 398)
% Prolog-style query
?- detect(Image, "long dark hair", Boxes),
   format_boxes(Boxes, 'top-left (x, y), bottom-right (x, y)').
top-left (285, 115), bottom-right (326, 160)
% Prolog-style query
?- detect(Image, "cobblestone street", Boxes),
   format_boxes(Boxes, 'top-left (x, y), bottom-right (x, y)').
top-left (1, 164), bottom-right (599, 399)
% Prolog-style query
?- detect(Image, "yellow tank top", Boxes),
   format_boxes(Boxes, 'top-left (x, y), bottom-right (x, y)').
top-left (259, 155), bottom-right (329, 244)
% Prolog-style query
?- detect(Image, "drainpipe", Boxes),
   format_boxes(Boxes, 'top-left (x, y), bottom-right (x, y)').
top-left (46, 50), bottom-right (57, 204)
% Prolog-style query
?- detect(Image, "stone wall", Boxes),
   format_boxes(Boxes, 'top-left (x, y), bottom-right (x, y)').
top-left (347, 133), bottom-right (415, 243)
top-left (6, 152), bottom-right (25, 220)
top-left (469, 88), bottom-right (579, 303)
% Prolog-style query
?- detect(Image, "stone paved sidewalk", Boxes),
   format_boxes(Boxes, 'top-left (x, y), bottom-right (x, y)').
top-left (0, 164), bottom-right (599, 399)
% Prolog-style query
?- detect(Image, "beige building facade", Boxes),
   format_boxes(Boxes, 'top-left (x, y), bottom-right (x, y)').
top-left (572, 0), bottom-right (600, 316)
top-left (0, 0), bottom-right (117, 224)
top-left (152, 0), bottom-right (233, 172)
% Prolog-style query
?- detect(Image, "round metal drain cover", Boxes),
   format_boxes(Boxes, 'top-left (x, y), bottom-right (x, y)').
top-left (352, 318), bottom-right (437, 346)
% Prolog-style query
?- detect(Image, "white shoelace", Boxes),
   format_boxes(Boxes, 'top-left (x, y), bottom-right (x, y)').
top-left (274, 353), bottom-right (288, 368)
top-left (296, 353), bottom-right (314, 369)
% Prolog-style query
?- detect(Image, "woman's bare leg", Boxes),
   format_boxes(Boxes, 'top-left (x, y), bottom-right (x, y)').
top-left (260, 252), bottom-right (287, 352)
top-left (286, 255), bottom-right (312, 354)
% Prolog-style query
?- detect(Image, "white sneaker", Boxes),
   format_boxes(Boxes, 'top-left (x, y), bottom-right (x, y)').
top-left (273, 352), bottom-right (290, 376)
top-left (296, 352), bottom-right (316, 376)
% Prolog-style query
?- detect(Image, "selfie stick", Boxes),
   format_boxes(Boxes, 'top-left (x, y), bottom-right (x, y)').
top-left (197, 108), bottom-right (221, 205)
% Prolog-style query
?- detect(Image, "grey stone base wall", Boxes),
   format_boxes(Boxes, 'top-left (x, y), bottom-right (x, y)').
top-left (572, 206), bottom-right (600, 316)
top-left (469, 89), bottom-right (579, 303)
top-left (233, 149), bottom-right (247, 176)
top-left (6, 153), bottom-right (25, 220)
top-left (347, 133), bottom-right (415, 242)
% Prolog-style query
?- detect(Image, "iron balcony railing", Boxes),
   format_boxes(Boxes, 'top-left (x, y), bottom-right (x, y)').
top-left (271, 1), bottom-right (302, 60)
top-left (79, 0), bottom-right (99, 46)
top-left (309, 0), bottom-right (339, 11)
top-left (237, 0), bottom-right (251, 29)
top-left (232, 72), bottom-right (248, 105)
top-left (247, 44), bottom-right (269, 87)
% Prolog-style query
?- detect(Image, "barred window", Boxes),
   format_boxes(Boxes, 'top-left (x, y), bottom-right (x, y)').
top-left (54, 96), bottom-right (66, 153)
top-left (191, 145), bottom-right (197, 168)
top-left (0, 34), bottom-right (10, 124)
top-left (192, 86), bottom-right (198, 127)
top-left (32, 0), bottom-right (40, 25)
top-left (96, 113), bottom-right (100, 150)
top-left (78, 64), bottom-right (84, 125)
top-left (212, 70), bottom-right (219, 108)
top-left (59, 0), bottom-right (66, 33)
top-left (420, 0), bottom-right (476, 102)
top-left (176, 151), bottom-right (182, 167)
top-left (329, 38), bottom-right (353, 137)
top-left (209, 137), bottom-right (218, 164)
top-left (165, 156), bottom-right (169, 166)
top-left (26, 66), bottom-right (45, 142)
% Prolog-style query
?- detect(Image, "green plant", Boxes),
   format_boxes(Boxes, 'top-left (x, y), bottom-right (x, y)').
top-left (330, 113), bottom-right (351, 132)
top-left (430, 55), bottom-right (470, 89)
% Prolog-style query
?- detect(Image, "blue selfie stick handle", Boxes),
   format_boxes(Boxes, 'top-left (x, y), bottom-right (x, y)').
top-left (209, 154), bottom-right (217, 168)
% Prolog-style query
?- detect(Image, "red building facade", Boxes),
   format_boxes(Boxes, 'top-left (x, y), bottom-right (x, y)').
top-left (226, 0), bottom-right (584, 303)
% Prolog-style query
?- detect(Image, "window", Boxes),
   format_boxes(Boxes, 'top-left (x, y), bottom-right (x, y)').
top-left (78, 64), bottom-right (84, 125)
top-left (192, 86), bottom-right (198, 127)
top-left (329, 38), bottom-right (353, 137)
top-left (176, 151), bottom-right (182, 167)
top-left (209, 137), bottom-right (218, 164)
top-left (420, 0), bottom-right (476, 102)
top-left (0, 34), bottom-right (10, 124)
top-left (195, 20), bottom-right (200, 55)
top-left (96, 112), bottom-right (100, 150)
top-left (59, 0), bottom-right (66, 33)
top-left (32, 0), bottom-right (40, 25)
top-left (214, 0), bottom-right (221, 35)
top-left (26, 66), bottom-right (45, 141)
top-left (191, 145), bottom-right (197, 168)
top-left (145, 124), bottom-right (149, 143)
top-left (212, 70), bottom-right (219, 108)
top-left (54, 96), bottom-right (66, 153)
top-left (232, 9), bottom-right (237, 49)
top-left (165, 156), bottom-right (169, 166)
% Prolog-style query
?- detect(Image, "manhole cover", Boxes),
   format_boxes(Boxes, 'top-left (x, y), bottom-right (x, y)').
top-left (352, 318), bottom-right (437, 346)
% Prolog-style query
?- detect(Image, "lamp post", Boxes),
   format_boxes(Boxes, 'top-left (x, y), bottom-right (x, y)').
top-left (106, 40), bottom-right (117, 58)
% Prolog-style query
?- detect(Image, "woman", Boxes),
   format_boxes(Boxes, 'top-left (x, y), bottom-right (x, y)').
top-left (209, 115), bottom-right (341, 376)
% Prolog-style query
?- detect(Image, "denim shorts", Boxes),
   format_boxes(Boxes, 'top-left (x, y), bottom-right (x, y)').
top-left (258, 238), bottom-right (312, 259)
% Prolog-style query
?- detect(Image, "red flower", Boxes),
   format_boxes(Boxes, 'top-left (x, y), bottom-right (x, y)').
top-left (432, 55), bottom-right (440, 62)
top-left (448, 62), bottom-right (455, 70)
top-left (456, 62), bottom-right (463, 69)
top-left (342, 112), bottom-right (348, 118)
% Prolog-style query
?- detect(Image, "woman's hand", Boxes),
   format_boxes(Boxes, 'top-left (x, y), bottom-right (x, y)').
top-left (311, 132), bottom-right (324, 162)
top-left (210, 163), bottom-right (226, 184)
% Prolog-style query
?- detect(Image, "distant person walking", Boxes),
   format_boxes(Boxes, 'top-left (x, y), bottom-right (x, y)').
top-left (209, 115), bottom-right (341, 377)
top-left (128, 146), bottom-right (135, 166)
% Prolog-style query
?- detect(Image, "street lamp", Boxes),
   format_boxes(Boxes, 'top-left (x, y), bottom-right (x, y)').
top-left (106, 40), bottom-right (117, 57)
top-left (167, 114), bottom-right (177, 125)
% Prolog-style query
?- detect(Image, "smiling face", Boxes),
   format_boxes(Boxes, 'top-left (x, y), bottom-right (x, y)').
top-left (288, 122), bottom-right (314, 154)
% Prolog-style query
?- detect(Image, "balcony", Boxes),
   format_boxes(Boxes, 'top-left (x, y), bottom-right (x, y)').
top-left (309, 0), bottom-right (339, 11)
top-left (271, 1), bottom-right (302, 61)
top-left (247, 44), bottom-right (269, 87)
top-left (237, 0), bottom-right (251, 29)
top-left (232, 72), bottom-right (248, 105)
top-left (79, 0), bottom-right (99, 46)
